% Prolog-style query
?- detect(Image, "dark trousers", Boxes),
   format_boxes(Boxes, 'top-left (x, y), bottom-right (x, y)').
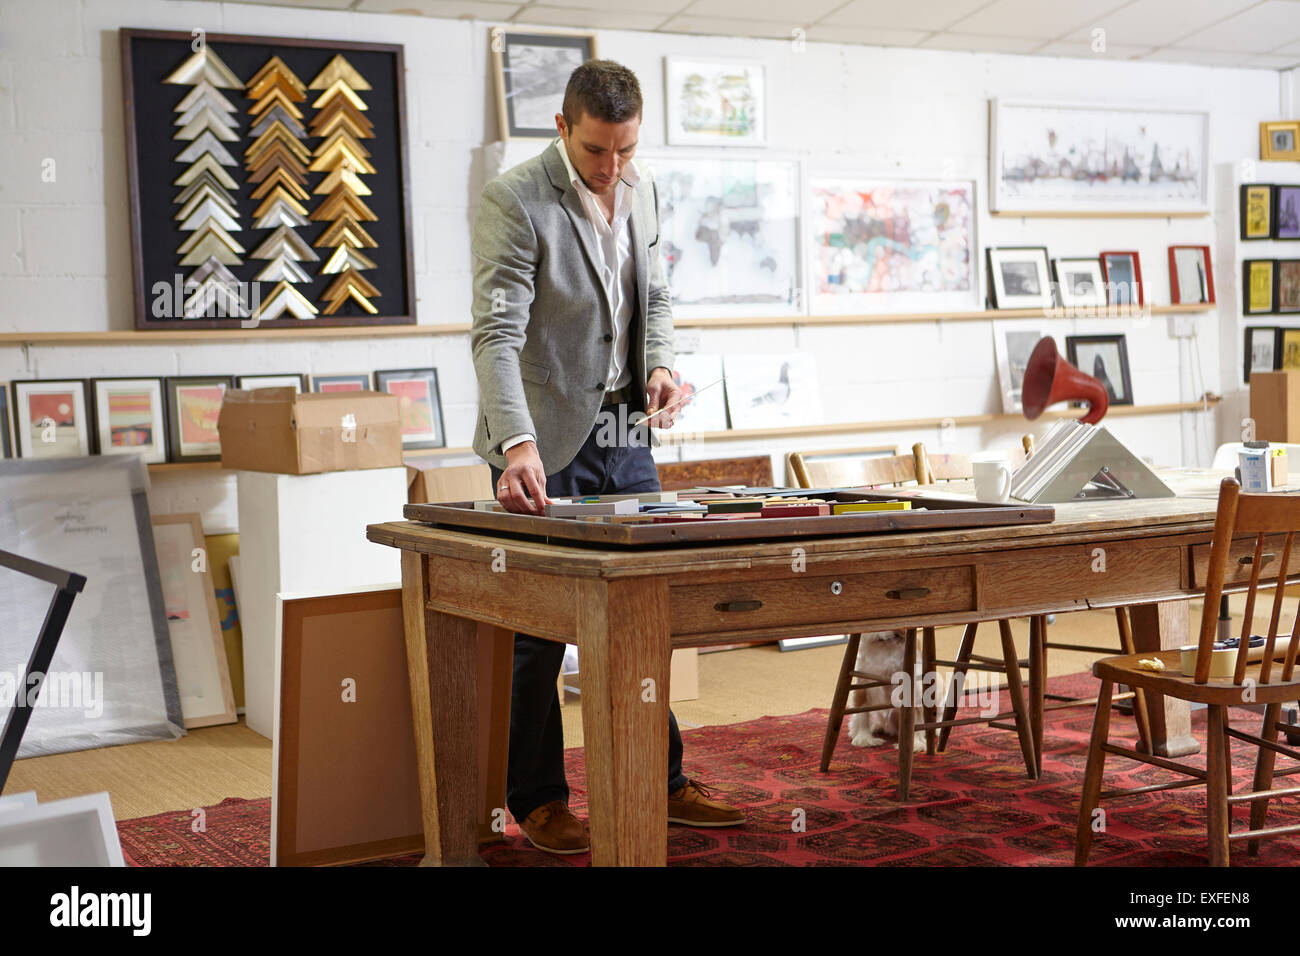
top-left (490, 403), bottom-right (688, 823)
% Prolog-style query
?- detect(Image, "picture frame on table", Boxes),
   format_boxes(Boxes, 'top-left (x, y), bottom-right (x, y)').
top-left (1065, 334), bottom-right (1133, 406)
top-left (1243, 259), bottom-right (1275, 314)
top-left (987, 246), bottom-right (1052, 309)
top-left (1277, 260), bottom-right (1300, 315)
top-left (1274, 185), bottom-right (1300, 241)
top-left (308, 372), bottom-right (372, 393)
top-left (491, 29), bottom-right (597, 140)
top-left (89, 376), bottom-right (168, 464)
top-left (1279, 328), bottom-right (1300, 370)
top-left (374, 367), bottom-right (445, 449)
top-left (1099, 250), bottom-right (1143, 307)
top-left (1241, 184), bottom-right (1273, 240)
top-left (664, 57), bottom-right (766, 147)
top-left (1167, 245), bottom-right (1214, 305)
top-left (164, 376), bottom-right (233, 463)
top-left (1244, 326), bottom-right (1277, 383)
top-left (236, 373), bottom-right (306, 393)
top-left (1051, 257), bottom-right (1106, 309)
top-left (1260, 121), bottom-right (1300, 161)
top-left (9, 380), bottom-right (93, 459)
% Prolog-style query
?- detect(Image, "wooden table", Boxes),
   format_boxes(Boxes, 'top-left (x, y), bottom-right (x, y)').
top-left (367, 470), bottom-right (1290, 867)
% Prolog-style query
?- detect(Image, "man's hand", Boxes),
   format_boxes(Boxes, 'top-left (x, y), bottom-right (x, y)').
top-left (497, 441), bottom-right (549, 514)
top-left (645, 367), bottom-right (682, 429)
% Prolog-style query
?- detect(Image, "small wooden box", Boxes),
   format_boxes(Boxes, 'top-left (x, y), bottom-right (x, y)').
top-left (1249, 371), bottom-right (1300, 443)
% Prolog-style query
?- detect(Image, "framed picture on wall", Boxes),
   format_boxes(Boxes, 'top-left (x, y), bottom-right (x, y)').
top-left (236, 373), bottom-right (306, 392)
top-left (1275, 185), bottom-right (1300, 241)
top-left (90, 377), bottom-right (168, 464)
top-left (10, 380), bottom-right (93, 459)
top-left (1279, 329), bottom-right (1300, 369)
top-left (374, 368), bottom-right (444, 449)
top-left (1278, 260), bottom-right (1300, 315)
top-left (1100, 250), bottom-right (1143, 307)
top-left (989, 99), bottom-right (1209, 215)
top-left (1244, 326), bottom-right (1277, 382)
top-left (986, 246), bottom-right (1051, 309)
top-left (1051, 257), bottom-right (1106, 309)
top-left (1066, 335), bottom-right (1133, 406)
top-left (120, 28), bottom-right (416, 330)
top-left (1167, 245), bottom-right (1214, 305)
top-left (1244, 259), bottom-right (1275, 314)
top-left (1241, 184), bottom-right (1273, 240)
top-left (309, 372), bottom-right (371, 392)
top-left (164, 376), bottom-right (233, 462)
top-left (0, 386), bottom-right (11, 459)
top-left (665, 57), bottom-right (766, 147)
top-left (1260, 122), bottom-right (1300, 161)
top-left (491, 29), bottom-right (596, 140)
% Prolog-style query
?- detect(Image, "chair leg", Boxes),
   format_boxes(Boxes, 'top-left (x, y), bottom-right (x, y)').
top-left (1114, 606), bottom-right (1153, 752)
top-left (896, 628), bottom-right (919, 801)
top-left (820, 633), bottom-right (862, 772)
top-left (997, 619), bottom-right (1038, 778)
top-left (1247, 702), bottom-right (1281, 856)
top-left (1075, 679), bottom-right (1114, 866)
top-left (922, 627), bottom-right (937, 756)
top-left (1206, 704), bottom-right (1230, 867)
top-left (1029, 615), bottom-right (1046, 777)
top-left (937, 621), bottom-right (978, 752)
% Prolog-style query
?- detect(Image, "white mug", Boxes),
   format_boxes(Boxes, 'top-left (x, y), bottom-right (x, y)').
top-left (973, 460), bottom-right (1013, 503)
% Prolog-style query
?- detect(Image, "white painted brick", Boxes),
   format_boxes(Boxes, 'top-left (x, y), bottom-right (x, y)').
top-left (0, 131), bottom-right (102, 205)
top-left (0, 62), bottom-right (14, 132)
top-left (21, 205), bottom-right (107, 277)
top-left (424, 207), bottom-right (472, 275)
top-left (14, 56), bottom-right (104, 131)
top-left (0, 207), bottom-right (23, 275)
top-left (0, 277), bottom-right (109, 333)
top-left (414, 73), bottom-right (484, 148)
top-left (0, 0), bottom-right (84, 60)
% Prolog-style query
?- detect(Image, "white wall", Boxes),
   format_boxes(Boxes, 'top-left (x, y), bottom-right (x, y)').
top-left (0, 0), bottom-right (1283, 506)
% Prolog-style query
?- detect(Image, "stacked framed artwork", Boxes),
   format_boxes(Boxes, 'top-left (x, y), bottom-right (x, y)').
top-left (120, 29), bottom-right (415, 330)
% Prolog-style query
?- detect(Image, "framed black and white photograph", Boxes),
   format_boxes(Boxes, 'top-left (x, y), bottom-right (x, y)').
top-left (1066, 334), bottom-right (1133, 406)
top-left (491, 29), bottom-right (596, 140)
top-left (236, 373), bottom-right (306, 393)
top-left (987, 246), bottom-right (1052, 309)
top-left (1051, 257), bottom-right (1106, 309)
top-left (1100, 250), bottom-right (1144, 307)
top-left (992, 323), bottom-right (1048, 413)
top-left (1244, 326), bottom-right (1277, 383)
top-left (374, 367), bottom-right (444, 449)
top-left (308, 372), bottom-right (371, 393)
top-left (10, 380), bottom-right (93, 459)
top-left (163, 376), bottom-right (234, 462)
top-left (90, 377), bottom-right (168, 464)
top-left (1168, 244), bottom-right (1214, 305)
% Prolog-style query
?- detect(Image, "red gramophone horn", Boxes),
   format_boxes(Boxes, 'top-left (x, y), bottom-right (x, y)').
top-left (1021, 337), bottom-right (1109, 424)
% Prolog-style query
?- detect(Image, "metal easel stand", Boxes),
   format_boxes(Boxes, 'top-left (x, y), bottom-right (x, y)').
top-left (1013, 425), bottom-right (1176, 504)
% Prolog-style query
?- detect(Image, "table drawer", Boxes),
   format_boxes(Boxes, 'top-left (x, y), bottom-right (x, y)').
top-left (669, 566), bottom-right (974, 636)
top-left (1191, 534), bottom-right (1296, 589)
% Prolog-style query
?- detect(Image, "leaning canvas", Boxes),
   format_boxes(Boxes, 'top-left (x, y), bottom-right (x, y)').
top-left (0, 456), bottom-right (184, 757)
top-left (724, 353), bottom-right (823, 431)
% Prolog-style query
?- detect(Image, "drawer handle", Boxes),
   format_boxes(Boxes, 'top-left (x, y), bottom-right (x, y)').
top-left (1239, 553), bottom-right (1275, 567)
top-left (886, 587), bottom-right (931, 601)
top-left (715, 600), bottom-right (762, 613)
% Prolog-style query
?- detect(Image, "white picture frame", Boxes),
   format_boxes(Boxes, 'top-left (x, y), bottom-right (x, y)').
top-left (11, 380), bottom-right (91, 459)
top-left (988, 247), bottom-right (1053, 310)
top-left (723, 353), bottom-right (823, 431)
top-left (237, 374), bottom-right (304, 393)
top-left (1052, 257), bottom-right (1107, 309)
top-left (0, 792), bottom-right (125, 866)
top-left (664, 57), bottom-right (766, 147)
top-left (90, 377), bottom-right (167, 464)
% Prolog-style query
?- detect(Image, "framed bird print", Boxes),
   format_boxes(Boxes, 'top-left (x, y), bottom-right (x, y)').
top-left (120, 28), bottom-right (416, 330)
top-left (164, 376), bottom-right (233, 462)
top-left (374, 368), bottom-right (444, 449)
top-left (722, 353), bottom-right (823, 431)
top-left (10, 380), bottom-right (93, 459)
top-left (1066, 335), bottom-right (1133, 407)
top-left (90, 377), bottom-right (168, 464)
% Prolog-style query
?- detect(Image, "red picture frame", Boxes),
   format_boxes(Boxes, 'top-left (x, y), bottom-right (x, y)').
top-left (1168, 244), bottom-right (1215, 305)
top-left (1099, 250), bottom-right (1144, 307)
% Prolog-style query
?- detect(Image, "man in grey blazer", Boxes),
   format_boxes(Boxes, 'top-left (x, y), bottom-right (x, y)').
top-left (470, 60), bottom-right (744, 854)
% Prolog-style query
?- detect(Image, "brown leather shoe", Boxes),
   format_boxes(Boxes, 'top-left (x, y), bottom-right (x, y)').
top-left (667, 779), bottom-right (745, 827)
top-left (519, 800), bottom-right (590, 855)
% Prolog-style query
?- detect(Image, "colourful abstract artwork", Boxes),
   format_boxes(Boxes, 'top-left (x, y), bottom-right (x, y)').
top-left (176, 384), bottom-right (225, 449)
top-left (107, 389), bottom-right (155, 447)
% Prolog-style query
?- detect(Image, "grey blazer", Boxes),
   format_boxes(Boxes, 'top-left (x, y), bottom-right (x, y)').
top-left (470, 141), bottom-right (675, 475)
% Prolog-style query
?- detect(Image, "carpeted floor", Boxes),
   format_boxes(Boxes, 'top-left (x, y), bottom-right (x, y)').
top-left (116, 674), bottom-right (1300, 867)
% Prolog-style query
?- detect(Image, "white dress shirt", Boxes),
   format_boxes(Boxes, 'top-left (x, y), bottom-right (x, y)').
top-left (500, 139), bottom-right (640, 456)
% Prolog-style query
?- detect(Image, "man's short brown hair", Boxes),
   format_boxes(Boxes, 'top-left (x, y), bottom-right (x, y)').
top-left (561, 59), bottom-right (642, 127)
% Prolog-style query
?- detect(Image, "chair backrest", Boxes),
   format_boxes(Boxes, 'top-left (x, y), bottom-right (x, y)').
top-left (1193, 477), bottom-right (1300, 685)
top-left (657, 455), bottom-right (774, 491)
top-left (788, 449), bottom-right (916, 489)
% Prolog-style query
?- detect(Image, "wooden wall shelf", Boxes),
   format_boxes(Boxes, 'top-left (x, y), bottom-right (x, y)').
top-left (0, 303), bottom-right (1216, 346)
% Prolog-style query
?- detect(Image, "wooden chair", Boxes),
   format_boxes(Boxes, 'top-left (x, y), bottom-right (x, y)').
top-left (1076, 477), bottom-right (1300, 866)
top-left (790, 442), bottom-right (1039, 799)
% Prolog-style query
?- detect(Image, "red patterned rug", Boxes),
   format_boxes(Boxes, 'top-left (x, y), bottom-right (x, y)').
top-left (117, 674), bottom-right (1300, 866)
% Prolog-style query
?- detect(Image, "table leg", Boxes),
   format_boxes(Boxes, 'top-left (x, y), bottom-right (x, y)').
top-left (1127, 600), bottom-right (1198, 757)
top-left (400, 551), bottom-right (483, 867)
top-left (577, 576), bottom-right (671, 867)
top-left (476, 624), bottom-right (513, 845)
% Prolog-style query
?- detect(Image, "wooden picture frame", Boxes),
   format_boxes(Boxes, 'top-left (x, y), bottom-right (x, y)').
top-left (164, 375), bottom-right (233, 462)
top-left (1244, 259), bottom-right (1275, 314)
top-left (90, 376), bottom-right (167, 464)
top-left (1244, 326), bottom-right (1277, 383)
top-left (490, 28), bottom-right (596, 140)
top-left (986, 246), bottom-right (1052, 309)
top-left (1066, 334), bottom-right (1133, 406)
top-left (1167, 244), bottom-right (1214, 305)
top-left (1277, 259), bottom-right (1300, 315)
top-left (1099, 250), bottom-right (1144, 307)
top-left (1278, 328), bottom-right (1300, 369)
top-left (1051, 257), bottom-right (1106, 309)
top-left (374, 367), bottom-right (444, 449)
top-left (664, 57), bottom-right (766, 147)
top-left (10, 380), bottom-right (93, 459)
top-left (1274, 185), bottom-right (1300, 241)
top-left (1261, 121), bottom-right (1300, 161)
top-left (120, 28), bottom-right (416, 330)
top-left (151, 513), bottom-right (237, 729)
top-left (1241, 183), bottom-right (1273, 240)
top-left (308, 372), bottom-right (371, 392)
top-left (236, 373), bottom-right (306, 392)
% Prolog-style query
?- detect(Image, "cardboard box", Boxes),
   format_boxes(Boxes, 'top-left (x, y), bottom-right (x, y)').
top-left (1249, 372), bottom-right (1300, 443)
top-left (405, 462), bottom-right (492, 504)
top-left (219, 388), bottom-right (402, 475)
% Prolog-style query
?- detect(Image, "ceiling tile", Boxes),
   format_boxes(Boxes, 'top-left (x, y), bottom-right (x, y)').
top-left (1171, 1), bottom-right (1300, 52)
top-left (515, 4), bottom-right (670, 28)
top-left (1139, 47), bottom-right (1251, 65)
top-left (803, 24), bottom-right (930, 45)
top-left (948, 0), bottom-right (1104, 39)
top-left (1036, 40), bottom-right (1155, 59)
top-left (1269, 37), bottom-right (1300, 55)
top-left (1058, 0), bottom-right (1260, 48)
top-left (222, 0), bottom-right (355, 7)
top-left (657, 15), bottom-right (809, 37)
top-left (813, 0), bottom-right (991, 31)
top-left (917, 31), bottom-right (1048, 53)
top-left (353, 0), bottom-right (524, 15)
top-left (517, 0), bottom-right (687, 12)
top-left (679, 0), bottom-right (847, 22)
top-left (1243, 53), bottom-right (1300, 68)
